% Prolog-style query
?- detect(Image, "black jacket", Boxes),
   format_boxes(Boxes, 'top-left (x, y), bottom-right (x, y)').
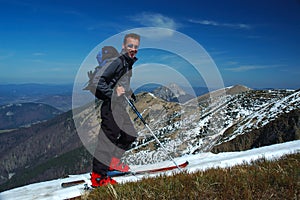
top-left (96, 52), bottom-right (137, 101)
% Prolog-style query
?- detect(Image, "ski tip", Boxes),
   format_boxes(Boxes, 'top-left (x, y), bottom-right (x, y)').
top-left (181, 161), bottom-right (189, 167)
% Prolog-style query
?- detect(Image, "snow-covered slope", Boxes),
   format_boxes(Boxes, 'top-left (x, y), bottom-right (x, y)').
top-left (0, 140), bottom-right (299, 200)
top-left (124, 89), bottom-right (299, 164)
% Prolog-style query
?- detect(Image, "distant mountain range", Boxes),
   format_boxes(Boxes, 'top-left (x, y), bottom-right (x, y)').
top-left (133, 83), bottom-right (209, 100)
top-left (0, 102), bottom-right (62, 130)
top-left (0, 84), bottom-right (299, 192)
top-left (0, 84), bottom-right (73, 111)
top-left (151, 83), bottom-right (195, 103)
top-left (0, 83), bottom-right (209, 112)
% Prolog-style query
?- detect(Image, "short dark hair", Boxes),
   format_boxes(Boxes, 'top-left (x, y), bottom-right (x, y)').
top-left (123, 33), bottom-right (140, 44)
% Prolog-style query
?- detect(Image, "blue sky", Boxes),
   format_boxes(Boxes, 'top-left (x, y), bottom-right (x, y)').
top-left (0, 0), bottom-right (299, 89)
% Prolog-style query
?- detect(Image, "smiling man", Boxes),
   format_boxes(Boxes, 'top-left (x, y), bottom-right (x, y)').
top-left (91, 33), bottom-right (140, 187)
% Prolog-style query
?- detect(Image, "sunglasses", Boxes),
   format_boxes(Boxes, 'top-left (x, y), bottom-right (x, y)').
top-left (127, 44), bottom-right (139, 49)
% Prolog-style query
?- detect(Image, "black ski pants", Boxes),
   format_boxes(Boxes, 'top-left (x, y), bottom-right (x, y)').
top-left (92, 100), bottom-right (137, 175)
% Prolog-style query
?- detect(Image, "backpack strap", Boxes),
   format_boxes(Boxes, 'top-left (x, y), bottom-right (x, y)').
top-left (120, 55), bottom-right (132, 76)
top-left (109, 55), bottom-right (128, 88)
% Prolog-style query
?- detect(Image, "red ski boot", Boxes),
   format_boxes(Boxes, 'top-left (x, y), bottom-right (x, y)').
top-left (109, 157), bottom-right (130, 172)
top-left (90, 172), bottom-right (117, 187)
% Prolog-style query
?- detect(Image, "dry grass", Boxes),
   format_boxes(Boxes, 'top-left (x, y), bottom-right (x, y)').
top-left (82, 153), bottom-right (300, 200)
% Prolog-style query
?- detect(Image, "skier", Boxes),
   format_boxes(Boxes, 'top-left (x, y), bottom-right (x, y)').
top-left (91, 33), bottom-right (140, 187)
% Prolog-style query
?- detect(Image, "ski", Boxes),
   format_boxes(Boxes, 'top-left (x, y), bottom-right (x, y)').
top-left (108, 160), bottom-right (189, 177)
top-left (61, 179), bottom-right (86, 188)
top-left (61, 160), bottom-right (188, 188)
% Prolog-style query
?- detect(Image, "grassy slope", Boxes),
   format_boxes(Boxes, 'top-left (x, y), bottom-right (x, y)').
top-left (86, 153), bottom-right (299, 200)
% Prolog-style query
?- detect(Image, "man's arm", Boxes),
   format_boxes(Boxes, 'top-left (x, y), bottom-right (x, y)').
top-left (96, 58), bottom-right (122, 99)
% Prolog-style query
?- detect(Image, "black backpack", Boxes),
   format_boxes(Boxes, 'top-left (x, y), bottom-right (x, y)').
top-left (83, 46), bottom-right (121, 100)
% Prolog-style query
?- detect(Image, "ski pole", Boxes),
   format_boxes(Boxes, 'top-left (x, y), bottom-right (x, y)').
top-left (124, 96), bottom-right (182, 172)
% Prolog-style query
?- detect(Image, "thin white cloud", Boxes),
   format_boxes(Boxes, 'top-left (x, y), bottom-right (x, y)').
top-left (131, 12), bottom-right (180, 30)
top-left (127, 13), bottom-right (180, 39)
top-left (32, 52), bottom-right (46, 56)
top-left (189, 19), bottom-right (251, 30)
top-left (25, 58), bottom-right (76, 70)
top-left (225, 61), bottom-right (239, 65)
top-left (225, 65), bottom-right (279, 72)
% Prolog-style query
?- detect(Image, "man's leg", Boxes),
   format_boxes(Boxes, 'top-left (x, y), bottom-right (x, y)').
top-left (91, 101), bottom-right (120, 187)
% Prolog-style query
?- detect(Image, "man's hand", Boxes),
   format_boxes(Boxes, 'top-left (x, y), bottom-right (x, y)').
top-left (116, 85), bottom-right (125, 96)
top-left (131, 92), bottom-right (136, 102)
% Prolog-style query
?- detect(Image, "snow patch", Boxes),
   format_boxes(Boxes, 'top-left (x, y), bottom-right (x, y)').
top-left (6, 111), bottom-right (14, 116)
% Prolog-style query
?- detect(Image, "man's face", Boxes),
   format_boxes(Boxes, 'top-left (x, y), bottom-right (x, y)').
top-left (123, 37), bottom-right (140, 58)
